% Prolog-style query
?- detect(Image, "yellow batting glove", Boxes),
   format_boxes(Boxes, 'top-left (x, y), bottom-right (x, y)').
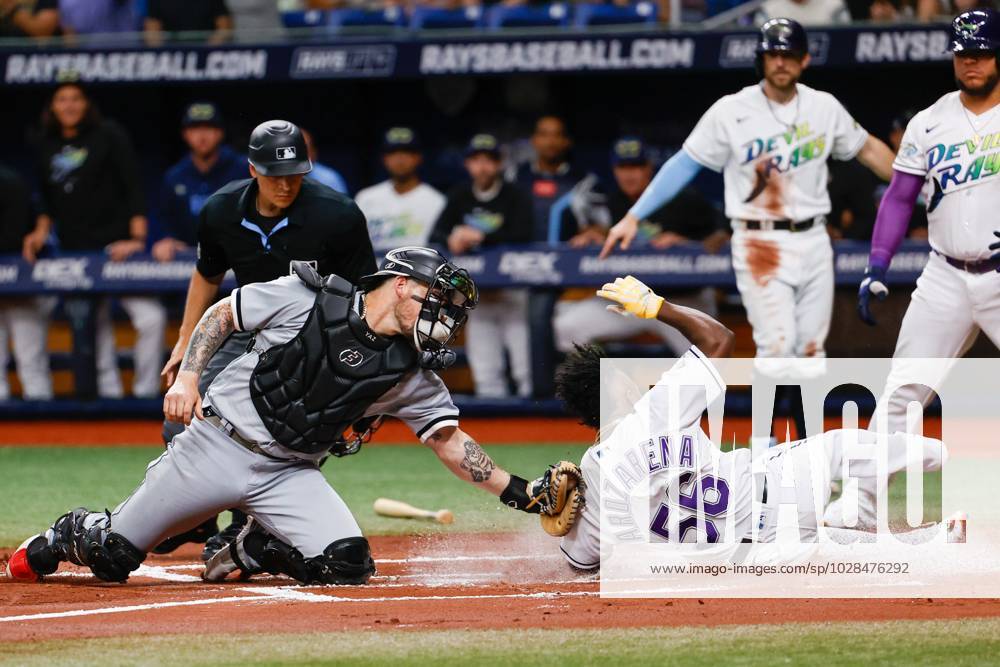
top-left (596, 275), bottom-right (664, 319)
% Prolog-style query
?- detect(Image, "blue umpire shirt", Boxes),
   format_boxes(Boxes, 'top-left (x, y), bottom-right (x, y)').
top-left (160, 145), bottom-right (248, 245)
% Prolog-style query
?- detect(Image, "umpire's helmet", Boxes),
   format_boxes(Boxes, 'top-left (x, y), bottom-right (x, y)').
top-left (360, 247), bottom-right (479, 369)
top-left (248, 120), bottom-right (312, 177)
top-left (756, 18), bottom-right (809, 57)
top-left (949, 9), bottom-right (1000, 55)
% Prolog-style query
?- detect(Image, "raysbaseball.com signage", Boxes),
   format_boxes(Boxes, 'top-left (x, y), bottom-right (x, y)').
top-left (0, 25), bottom-right (952, 85)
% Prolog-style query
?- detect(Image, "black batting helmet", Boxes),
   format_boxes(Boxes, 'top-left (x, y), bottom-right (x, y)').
top-left (950, 8), bottom-right (1000, 55)
top-left (755, 18), bottom-right (809, 78)
top-left (757, 17), bottom-right (809, 56)
top-left (360, 247), bottom-right (479, 369)
top-left (248, 120), bottom-right (312, 177)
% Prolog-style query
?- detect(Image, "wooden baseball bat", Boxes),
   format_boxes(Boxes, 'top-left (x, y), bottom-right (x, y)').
top-left (373, 497), bottom-right (454, 524)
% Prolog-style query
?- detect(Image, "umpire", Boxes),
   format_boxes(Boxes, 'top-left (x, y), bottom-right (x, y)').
top-left (156, 119), bottom-right (376, 556)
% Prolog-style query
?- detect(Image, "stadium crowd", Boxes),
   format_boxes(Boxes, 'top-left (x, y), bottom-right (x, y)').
top-left (0, 80), bottom-right (931, 401)
top-left (0, 0), bottom-right (993, 42)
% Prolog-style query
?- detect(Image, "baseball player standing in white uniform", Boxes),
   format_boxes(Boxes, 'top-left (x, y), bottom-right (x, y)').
top-left (857, 9), bottom-right (1000, 435)
top-left (552, 277), bottom-right (947, 570)
top-left (601, 18), bottom-right (895, 368)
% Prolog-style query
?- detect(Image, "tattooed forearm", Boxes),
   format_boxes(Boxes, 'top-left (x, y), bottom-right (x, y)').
top-left (459, 438), bottom-right (495, 483)
top-left (179, 299), bottom-right (235, 376)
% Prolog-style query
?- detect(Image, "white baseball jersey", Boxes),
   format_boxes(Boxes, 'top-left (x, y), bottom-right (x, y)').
top-left (559, 348), bottom-right (949, 569)
top-left (354, 181), bottom-right (446, 255)
top-left (892, 91), bottom-right (1000, 261)
top-left (560, 347), bottom-right (755, 568)
top-left (683, 83), bottom-right (869, 223)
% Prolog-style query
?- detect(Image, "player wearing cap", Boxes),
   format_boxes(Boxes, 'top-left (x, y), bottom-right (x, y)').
top-left (430, 133), bottom-right (535, 397)
top-left (843, 9), bottom-right (1000, 480)
top-left (354, 127), bottom-right (445, 257)
top-left (155, 119), bottom-right (376, 557)
top-left (601, 19), bottom-right (895, 369)
top-left (154, 102), bottom-right (248, 263)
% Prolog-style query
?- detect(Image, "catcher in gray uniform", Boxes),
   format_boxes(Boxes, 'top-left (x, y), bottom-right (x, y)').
top-left (7, 247), bottom-right (578, 586)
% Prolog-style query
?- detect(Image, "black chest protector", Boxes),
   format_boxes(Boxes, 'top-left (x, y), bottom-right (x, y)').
top-left (249, 267), bottom-right (418, 455)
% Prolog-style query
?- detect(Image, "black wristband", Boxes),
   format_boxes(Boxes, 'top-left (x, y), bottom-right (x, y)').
top-left (500, 475), bottom-right (540, 514)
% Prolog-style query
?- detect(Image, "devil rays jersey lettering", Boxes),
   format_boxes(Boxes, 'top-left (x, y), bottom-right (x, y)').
top-left (683, 83), bottom-right (868, 223)
top-left (892, 91), bottom-right (1000, 261)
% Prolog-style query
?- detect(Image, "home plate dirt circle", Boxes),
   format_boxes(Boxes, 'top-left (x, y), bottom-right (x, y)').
top-left (3, 532), bottom-right (1000, 641)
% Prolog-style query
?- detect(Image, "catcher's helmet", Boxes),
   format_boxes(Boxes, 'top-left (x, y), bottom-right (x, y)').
top-left (949, 8), bottom-right (1000, 54)
top-left (360, 247), bottom-right (479, 368)
top-left (756, 17), bottom-right (809, 57)
top-left (248, 120), bottom-right (312, 177)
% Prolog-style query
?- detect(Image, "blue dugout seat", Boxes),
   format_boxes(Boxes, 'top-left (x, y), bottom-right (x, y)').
top-left (484, 3), bottom-right (571, 29)
top-left (573, 2), bottom-right (658, 26)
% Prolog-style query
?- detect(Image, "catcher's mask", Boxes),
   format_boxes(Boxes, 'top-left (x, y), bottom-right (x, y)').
top-left (411, 262), bottom-right (478, 369)
top-left (360, 246), bottom-right (479, 370)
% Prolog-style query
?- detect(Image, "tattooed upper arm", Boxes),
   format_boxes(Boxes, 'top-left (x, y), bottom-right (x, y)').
top-left (179, 298), bottom-right (235, 376)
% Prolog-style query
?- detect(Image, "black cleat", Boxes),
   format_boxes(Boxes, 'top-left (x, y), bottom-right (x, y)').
top-left (201, 518), bottom-right (249, 562)
top-left (152, 518), bottom-right (219, 555)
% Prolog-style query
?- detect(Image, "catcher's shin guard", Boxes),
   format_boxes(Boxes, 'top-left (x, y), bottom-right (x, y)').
top-left (49, 507), bottom-right (93, 566)
top-left (85, 533), bottom-right (145, 583)
top-left (310, 537), bottom-right (376, 585)
top-left (246, 534), bottom-right (375, 585)
top-left (47, 508), bottom-right (145, 582)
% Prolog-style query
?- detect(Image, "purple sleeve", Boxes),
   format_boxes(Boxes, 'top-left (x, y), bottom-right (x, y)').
top-left (869, 170), bottom-right (924, 270)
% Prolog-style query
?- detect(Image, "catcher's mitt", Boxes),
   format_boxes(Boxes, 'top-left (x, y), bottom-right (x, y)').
top-left (528, 461), bottom-right (586, 537)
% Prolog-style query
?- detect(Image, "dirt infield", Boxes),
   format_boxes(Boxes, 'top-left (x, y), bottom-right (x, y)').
top-left (0, 417), bottom-right (935, 447)
top-left (0, 418), bottom-right (594, 447)
top-left (3, 532), bottom-right (999, 641)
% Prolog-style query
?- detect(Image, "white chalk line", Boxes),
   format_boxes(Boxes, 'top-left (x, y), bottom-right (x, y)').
top-left (0, 593), bottom-right (277, 623)
top-left (134, 564), bottom-right (202, 583)
top-left (159, 553), bottom-right (556, 571)
top-left (35, 566), bottom-right (596, 590)
top-left (376, 554), bottom-right (562, 565)
top-left (235, 586), bottom-right (597, 605)
top-left (1, 586), bottom-right (597, 623)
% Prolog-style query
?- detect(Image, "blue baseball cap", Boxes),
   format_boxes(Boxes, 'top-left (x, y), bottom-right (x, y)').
top-left (182, 102), bottom-right (223, 128)
top-left (611, 136), bottom-right (651, 166)
top-left (465, 133), bottom-right (501, 159)
top-left (381, 126), bottom-right (422, 154)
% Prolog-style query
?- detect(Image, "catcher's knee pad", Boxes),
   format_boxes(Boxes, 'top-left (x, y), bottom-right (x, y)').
top-left (83, 532), bottom-right (146, 583)
top-left (306, 537), bottom-right (375, 585)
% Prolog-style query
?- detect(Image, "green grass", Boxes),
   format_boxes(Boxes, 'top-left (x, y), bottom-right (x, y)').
top-left (0, 443), bottom-right (589, 546)
top-left (2, 619), bottom-right (999, 666)
top-left (0, 443), bottom-right (944, 547)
